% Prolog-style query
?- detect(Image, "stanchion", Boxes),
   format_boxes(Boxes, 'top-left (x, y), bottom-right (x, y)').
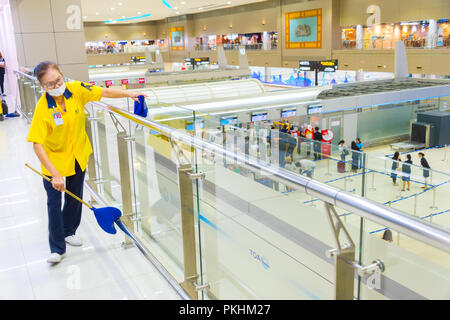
top-left (369, 170), bottom-right (376, 191)
top-left (325, 157), bottom-right (332, 176)
top-left (429, 186), bottom-right (438, 210)
top-left (442, 144), bottom-right (448, 162)
top-left (309, 196), bottom-right (316, 207)
top-left (413, 194), bottom-right (418, 216)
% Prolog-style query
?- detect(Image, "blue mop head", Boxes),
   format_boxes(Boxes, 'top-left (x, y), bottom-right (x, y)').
top-left (133, 95), bottom-right (148, 118)
top-left (91, 206), bottom-right (122, 234)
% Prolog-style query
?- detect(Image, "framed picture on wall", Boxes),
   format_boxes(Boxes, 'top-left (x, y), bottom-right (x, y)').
top-left (170, 26), bottom-right (185, 50)
top-left (285, 9), bottom-right (322, 49)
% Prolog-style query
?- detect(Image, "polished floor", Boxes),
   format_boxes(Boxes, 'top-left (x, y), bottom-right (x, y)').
top-left (0, 116), bottom-right (181, 300)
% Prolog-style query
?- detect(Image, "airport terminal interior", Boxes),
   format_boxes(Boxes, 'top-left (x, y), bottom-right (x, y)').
top-left (0, 0), bottom-right (449, 301)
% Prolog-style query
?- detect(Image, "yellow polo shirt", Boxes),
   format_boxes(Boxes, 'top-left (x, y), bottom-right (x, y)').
top-left (27, 81), bottom-right (103, 177)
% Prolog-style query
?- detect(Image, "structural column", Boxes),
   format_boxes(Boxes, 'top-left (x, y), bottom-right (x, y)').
top-left (10, 0), bottom-right (89, 81)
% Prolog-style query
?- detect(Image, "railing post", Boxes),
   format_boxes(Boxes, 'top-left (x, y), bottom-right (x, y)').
top-left (85, 111), bottom-right (98, 195)
top-left (117, 131), bottom-right (134, 246)
top-left (178, 164), bottom-right (199, 300)
top-left (325, 204), bottom-right (355, 300)
top-left (97, 111), bottom-right (113, 197)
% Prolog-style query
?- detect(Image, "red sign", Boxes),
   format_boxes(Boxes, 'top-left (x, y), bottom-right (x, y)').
top-left (105, 80), bottom-right (113, 86)
top-left (138, 78), bottom-right (146, 84)
top-left (89, 81), bottom-right (96, 86)
top-left (321, 129), bottom-right (334, 141)
top-left (121, 79), bottom-right (129, 85)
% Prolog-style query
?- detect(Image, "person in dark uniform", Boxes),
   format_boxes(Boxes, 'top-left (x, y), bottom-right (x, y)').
top-left (391, 151), bottom-right (400, 186)
top-left (313, 127), bottom-right (323, 160)
top-left (351, 141), bottom-right (360, 172)
top-left (401, 154), bottom-right (412, 191)
top-left (0, 52), bottom-right (5, 95)
top-left (418, 152), bottom-right (431, 190)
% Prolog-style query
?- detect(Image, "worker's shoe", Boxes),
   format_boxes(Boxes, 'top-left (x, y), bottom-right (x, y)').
top-left (65, 235), bottom-right (83, 247)
top-left (47, 253), bottom-right (65, 264)
top-left (0, 114), bottom-right (4, 121)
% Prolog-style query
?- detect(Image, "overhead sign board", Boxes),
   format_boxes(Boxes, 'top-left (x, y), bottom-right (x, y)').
top-left (299, 59), bottom-right (338, 72)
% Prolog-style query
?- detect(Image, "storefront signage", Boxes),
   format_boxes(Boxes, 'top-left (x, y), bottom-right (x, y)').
top-left (89, 81), bottom-right (96, 86)
top-left (105, 80), bottom-right (113, 86)
top-left (121, 79), bottom-right (129, 85)
top-left (138, 78), bottom-right (146, 84)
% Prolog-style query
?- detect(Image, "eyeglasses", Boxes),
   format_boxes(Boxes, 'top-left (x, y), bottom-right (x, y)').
top-left (41, 76), bottom-right (64, 89)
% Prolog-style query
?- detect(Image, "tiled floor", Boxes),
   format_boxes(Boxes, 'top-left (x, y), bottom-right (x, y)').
top-left (0, 117), bottom-right (181, 300)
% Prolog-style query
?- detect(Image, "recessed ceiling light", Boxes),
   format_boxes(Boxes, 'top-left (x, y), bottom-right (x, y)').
top-left (122, 16), bottom-right (125, 18)
top-left (137, 11), bottom-right (142, 14)
top-left (174, 6), bottom-right (178, 9)
top-left (118, 2), bottom-right (122, 5)
top-left (111, 8), bottom-right (115, 10)
top-left (176, 11), bottom-right (180, 14)
top-left (181, 1), bottom-right (185, 4)
top-left (83, 16), bottom-right (87, 19)
top-left (227, 1), bottom-right (232, 4)
top-left (96, 12), bottom-right (100, 15)
top-left (199, 7), bottom-right (203, 10)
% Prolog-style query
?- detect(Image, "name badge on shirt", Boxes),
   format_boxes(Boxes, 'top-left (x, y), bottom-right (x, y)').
top-left (53, 111), bottom-right (64, 126)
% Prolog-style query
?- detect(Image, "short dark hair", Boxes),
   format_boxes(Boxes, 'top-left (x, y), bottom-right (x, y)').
top-left (418, 152), bottom-right (425, 156)
top-left (33, 61), bottom-right (61, 82)
top-left (315, 127), bottom-right (319, 131)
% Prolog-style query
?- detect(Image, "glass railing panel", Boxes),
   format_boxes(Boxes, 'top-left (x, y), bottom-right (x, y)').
top-left (187, 121), bottom-right (364, 299)
top-left (126, 101), bottom-right (199, 287)
top-left (359, 225), bottom-right (450, 299)
top-left (193, 154), bottom-right (340, 299)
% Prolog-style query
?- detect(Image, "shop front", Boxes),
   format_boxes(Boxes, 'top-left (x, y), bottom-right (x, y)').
top-left (341, 19), bottom-right (450, 50)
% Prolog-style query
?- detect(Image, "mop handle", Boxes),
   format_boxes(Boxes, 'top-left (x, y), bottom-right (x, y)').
top-left (25, 163), bottom-right (92, 209)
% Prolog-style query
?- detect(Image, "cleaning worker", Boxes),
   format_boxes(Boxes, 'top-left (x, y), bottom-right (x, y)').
top-left (27, 61), bottom-right (145, 264)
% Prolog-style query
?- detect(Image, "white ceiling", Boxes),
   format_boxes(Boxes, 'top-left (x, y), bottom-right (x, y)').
top-left (81, 0), bottom-right (267, 24)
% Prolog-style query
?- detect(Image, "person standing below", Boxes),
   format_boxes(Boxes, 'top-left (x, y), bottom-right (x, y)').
top-left (313, 127), bottom-right (323, 160)
top-left (355, 138), bottom-right (364, 169)
top-left (401, 154), bottom-right (412, 191)
top-left (297, 158), bottom-right (316, 178)
top-left (338, 140), bottom-right (349, 162)
top-left (0, 52), bottom-right (5, 95)
top-left (418, 152), bottom-right (431, 190)
top-left (350, 141), bottom-right (360, 173)
top-left (391, 151), bottom-right (400, 186)
top-left (286, 130), bottom-right (297, 160)
top-left (27, 61), bottom-right (143, 264)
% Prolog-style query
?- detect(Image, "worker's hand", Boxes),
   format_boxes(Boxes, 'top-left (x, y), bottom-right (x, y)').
top-left (127, 91), bottom-right (148, 102)
top-left (51, 174), bottom-right (65, 192)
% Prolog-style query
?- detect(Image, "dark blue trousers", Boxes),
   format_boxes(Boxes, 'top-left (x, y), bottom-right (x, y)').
top-left (43, 161), bottom-right (85, 254)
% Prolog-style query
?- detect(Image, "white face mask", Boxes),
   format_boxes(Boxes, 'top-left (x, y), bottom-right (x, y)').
top-left (47, 82), bottom-right (66, 97)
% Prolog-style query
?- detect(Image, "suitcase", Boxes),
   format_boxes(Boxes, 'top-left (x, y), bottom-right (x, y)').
top-left (337, 161), bottom-right (346, 173)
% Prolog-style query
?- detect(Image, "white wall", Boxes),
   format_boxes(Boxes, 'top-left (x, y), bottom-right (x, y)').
top-left (0, 0), bottom-right (20, 111)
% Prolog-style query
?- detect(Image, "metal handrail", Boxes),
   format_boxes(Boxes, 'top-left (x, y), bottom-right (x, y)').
top-left (14, 69), bottom-right (37, 81)
top-left (91, 100), bottom-right (450, 254)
